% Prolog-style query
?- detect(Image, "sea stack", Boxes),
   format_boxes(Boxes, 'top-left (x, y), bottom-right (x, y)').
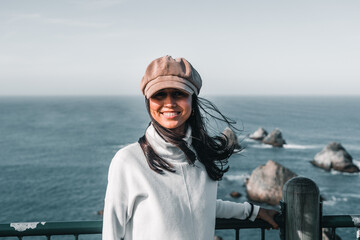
top-left (262, 128), bottom-right (286, 147)
top-left (249, 127), bottom-right (268, 141)
top-left (246, 160), bottom-right (297, 205)
top-left (312, 142), bottom-right (359, 173)
top-left (222, 127), bottom-right (241, 150)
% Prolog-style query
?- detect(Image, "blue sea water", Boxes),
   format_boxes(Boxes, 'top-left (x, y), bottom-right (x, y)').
top-left (0, 96), bottom-right (359, 240)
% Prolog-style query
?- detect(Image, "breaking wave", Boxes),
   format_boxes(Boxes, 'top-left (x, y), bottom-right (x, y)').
top-left (330, 169), bottom-right (360, 176)
top-left (244, 139), bottom-right (320, 150)
top-left (283, 144), bottom-right (321, 149)
top-left (323, 196), bottom-right (349, 206)
top-left (224, 173), bottom-right (250, 183)
top-left (251, 144), bottom-right (273, 149)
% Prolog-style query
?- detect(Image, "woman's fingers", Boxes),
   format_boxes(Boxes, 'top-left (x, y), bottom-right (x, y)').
top-left (257, 208), bottom-right (279, 229)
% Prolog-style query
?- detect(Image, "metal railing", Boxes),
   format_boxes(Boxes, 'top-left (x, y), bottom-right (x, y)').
top-left (0, 221), bottom-right (101, 240)
top-left (216, 217), bottom-right (283, 240)
top-left (0, 218), bottom-right (274, 240)
top-left (1, 177), bottom-right (359, 239)
top-left (322, 215), bottom-right (360, 240)
top-left (0, 215), bottom-right (359, 240)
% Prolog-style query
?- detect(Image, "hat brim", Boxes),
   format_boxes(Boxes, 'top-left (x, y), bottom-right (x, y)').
top-left (144, 76), bottom-right (196, 98)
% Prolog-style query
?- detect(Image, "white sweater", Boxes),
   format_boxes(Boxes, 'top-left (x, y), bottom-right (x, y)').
top-left (102, 124), bottom-right (259, 240)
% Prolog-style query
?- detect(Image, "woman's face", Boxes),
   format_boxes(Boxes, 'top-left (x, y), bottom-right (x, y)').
top-left (149, 88), bottom-right (192, 134)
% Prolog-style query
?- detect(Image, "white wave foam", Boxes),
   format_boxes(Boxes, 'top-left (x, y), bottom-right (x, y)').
top-left (323, 196), bottom-right (348, 206)
top-left (341, 193), bottom-right (360, 199)
top-left (283, 144), bottom-right (320, 150)
top-left (245, 142), bottom-right (320, 150)
top-left (242, 138), bottom-right (254, 142)
top-left (251, 144), bottom-right (273, 149)
top-left (330, 169), bottom-right (344, 175)
top-left (330, 169), bottom-right (360, 176)
top-left (224, 173), bottom-right (250, 183)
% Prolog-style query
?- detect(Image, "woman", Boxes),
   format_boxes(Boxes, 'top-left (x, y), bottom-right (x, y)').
top-left (102, 56), bottom-right (278, 240)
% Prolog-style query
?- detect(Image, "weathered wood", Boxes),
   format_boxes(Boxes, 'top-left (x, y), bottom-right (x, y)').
top-left (283, 177), bottom-right (320, 240)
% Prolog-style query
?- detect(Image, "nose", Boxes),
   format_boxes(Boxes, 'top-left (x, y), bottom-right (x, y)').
top-left (164, 95), bottom-right (176, 107)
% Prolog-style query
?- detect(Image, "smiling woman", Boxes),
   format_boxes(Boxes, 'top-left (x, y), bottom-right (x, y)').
top-left (149, 88), bottom-right (192, 133)
top-left (102, 55), bottom-right (279, 240)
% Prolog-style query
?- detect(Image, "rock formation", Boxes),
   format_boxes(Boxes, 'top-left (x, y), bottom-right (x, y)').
top-left (262, 128), bottom-right (286, 147)
top-left (246, 160), bottom-right (297, 205)
top-left (312, 142), bottom-right (359, 173)
top-left (229, 191), bottom-right (242, 198)
top-left (249, 127), bottom-right (268, 141)
top-left (222, 127), bottom-right (241, 150)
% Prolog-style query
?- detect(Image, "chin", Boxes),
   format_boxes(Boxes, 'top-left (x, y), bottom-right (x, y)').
top-left (159, 121), bottom-right (182, 130)
top-left (163, 124), bottom-right (179, 129)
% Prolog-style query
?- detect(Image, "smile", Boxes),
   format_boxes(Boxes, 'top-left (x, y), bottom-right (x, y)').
top-left (161, 112), bottom-right (180, 117)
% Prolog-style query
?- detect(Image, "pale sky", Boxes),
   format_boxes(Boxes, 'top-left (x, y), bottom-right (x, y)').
top-left (1, 0), bottom-right (359, 96)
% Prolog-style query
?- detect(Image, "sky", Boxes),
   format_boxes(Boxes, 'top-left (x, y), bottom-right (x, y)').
top-left (1, 0), bottom-right (360, 96)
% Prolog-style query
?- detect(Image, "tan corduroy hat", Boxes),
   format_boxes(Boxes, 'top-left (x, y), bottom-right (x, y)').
top-left (140, 55), bottom-right (202, 98)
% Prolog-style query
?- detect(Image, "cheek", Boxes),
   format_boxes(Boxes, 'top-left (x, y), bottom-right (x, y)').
top-left (149, 100), bottom-right (161, 111)
top-left (149, 101), bottom-right (161, 118)
top-left (181, 98), bottom-right (192, 118)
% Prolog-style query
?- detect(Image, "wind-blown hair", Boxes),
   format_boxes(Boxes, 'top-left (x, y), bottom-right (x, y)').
top-left (138, 95), bottom-right (240, 181)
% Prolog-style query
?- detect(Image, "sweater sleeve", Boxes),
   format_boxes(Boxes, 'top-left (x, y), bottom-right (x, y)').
top-left (102, 154), bottom-right (129, 240)
top-left (216, 199), bottom-right (260, 221)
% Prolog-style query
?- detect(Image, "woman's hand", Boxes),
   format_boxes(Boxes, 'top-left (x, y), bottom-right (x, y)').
top-left (256, 208), bottom-right (279, 229)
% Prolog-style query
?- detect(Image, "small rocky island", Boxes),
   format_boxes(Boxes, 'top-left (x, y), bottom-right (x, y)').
top-left (262, 129), bottom-right (286, 147)
top-left (312, 142), bottom-right (359, 173)
top-left (222, 127), bottom-right (241, 150)
top-left (246, 160), bottom-right (297, 205)
top-left (249, 127), bottom-right (268, 141)
top-left (249, 127), bottom-right (286, 147)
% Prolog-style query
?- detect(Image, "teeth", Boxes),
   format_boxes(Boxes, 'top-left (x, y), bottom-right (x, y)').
top-left (163, 112), bottom-right (178, 117)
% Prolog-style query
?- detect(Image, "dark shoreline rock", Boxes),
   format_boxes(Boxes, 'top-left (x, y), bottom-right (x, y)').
top-left (229, 191), bottom-right (242, 198)
top-left (262, 129), bottom-right (286, 147)
top-left (312, 142), bottom-right (359, 173)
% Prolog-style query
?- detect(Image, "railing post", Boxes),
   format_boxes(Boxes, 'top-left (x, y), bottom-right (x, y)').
top-left (282, 177), bottom-right (320, 240)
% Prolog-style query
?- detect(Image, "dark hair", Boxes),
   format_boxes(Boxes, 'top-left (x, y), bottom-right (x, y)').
top-left (138, 94), bottom-right (239, 181)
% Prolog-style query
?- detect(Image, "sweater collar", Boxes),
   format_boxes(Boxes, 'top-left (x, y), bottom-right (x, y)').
top-left (145, 123), bottom-right (192, 163)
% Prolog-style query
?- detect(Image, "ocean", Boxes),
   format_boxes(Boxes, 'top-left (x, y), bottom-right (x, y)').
top-left (0, 96), bottom-right (359, 240)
